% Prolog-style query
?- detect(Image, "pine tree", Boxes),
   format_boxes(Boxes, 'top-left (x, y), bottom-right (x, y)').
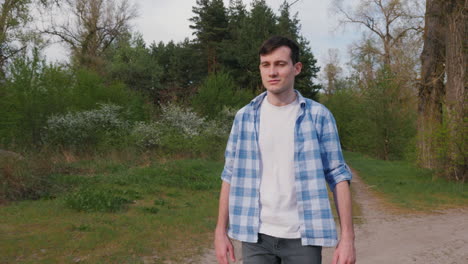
top-left (277, 1), bottom-right (321, 99)
top-left (189, 0), bottom-right (229, 73)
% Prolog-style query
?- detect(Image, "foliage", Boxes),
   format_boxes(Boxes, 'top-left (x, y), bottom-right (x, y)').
top-left (156, 103), bottom-right (229, 159)
top-left (324, 88), bottom-right (373, 154)
top-left (105, 33), bottom-right (163, 100)
top-left (0, 52), bottom-right (148, 148)
top-left (192, 72), bottom-right (253, 119)
top-left (128, 102), bottom-right (229, 160)
top-left (0, 155), bottom-right (53, 202)
top-left (43, 104), bottom-right (131, 150)
top-left (276, 2), bottom-right (321, 99)
top-left (160, 103), bottom-right (206, 138)
top-left (332, 0), bottom-right (424, 68)
top-left (190, 0), bottom-right (229, 73)
top-left (433, 109), bottom-right (467, 181)
top-left (325, 69), bottom-right (416, 160)
top-left (0, 0), bottom-right (34, 79)
top-left (0, 51), bottom-right (72, 146)
top-left (130, 122), bottom-right (162, 150)
top-left (150, 39), bottom-right (204, 102)
top-left (43, 0), bottom-right (138, 71)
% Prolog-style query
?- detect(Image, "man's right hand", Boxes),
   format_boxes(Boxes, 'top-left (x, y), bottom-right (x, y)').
top-left (214, 229), bottom-right (236, 264)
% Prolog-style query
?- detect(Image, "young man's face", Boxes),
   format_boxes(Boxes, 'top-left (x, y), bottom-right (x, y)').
top-left (259, 46), bottom-right (302, 95)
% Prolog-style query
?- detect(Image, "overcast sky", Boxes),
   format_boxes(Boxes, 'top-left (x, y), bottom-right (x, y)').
top-left (45, 0), bottom-right (361, 71)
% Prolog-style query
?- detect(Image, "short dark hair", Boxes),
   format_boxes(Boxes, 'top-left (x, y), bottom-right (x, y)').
top-left (259, 36), bottom-right (300, 64)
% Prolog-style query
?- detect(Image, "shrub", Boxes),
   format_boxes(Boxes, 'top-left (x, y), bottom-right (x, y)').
top-left (131, 122), bottom-right (162, 150)
top-left (192, 72), bottom-right (253, 119)
top-left (43, 104), bottom-right (131, 149)
top-left (0, 154), bottom-right (54, 202)
top-left (324, 70), bottom-right (416, 160)
top-left (0, 52), bottom-right (149, 149)
top-left (0, 52), bottom-right (73, 146)
top-left (160, 103), bottom-right (205, 138)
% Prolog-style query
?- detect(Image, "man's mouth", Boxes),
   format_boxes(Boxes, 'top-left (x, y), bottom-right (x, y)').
top-left (268, 80), bottom-right (280, 84)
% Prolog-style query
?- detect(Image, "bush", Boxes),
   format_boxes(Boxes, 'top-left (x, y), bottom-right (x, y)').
top-left (160, 103), bottom-right (205, 138)
top-left (131, 122), bottom-right (162, 150)
top-left (131, 103), bottom-right (230, 157)
top-left (43, 103), bottom-right (131, 149)
top-left (0, 52), bottom-right (149, 149)
top-left (0, 52), bottom-right (73, 146)
top-left (0, 154), bottom-right (54, 202)
top-left (324, 69), bottom-right (416, 160)
top-left (192, 72), bottom-right (253, 119)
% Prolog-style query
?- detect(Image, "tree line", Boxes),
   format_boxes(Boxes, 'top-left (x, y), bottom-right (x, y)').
top-left (0, 0), bottom-right (320, 149)
top-left (0, 0), bottom-right (465, 181)
top-left (323, 0), bottom-right (466, 181)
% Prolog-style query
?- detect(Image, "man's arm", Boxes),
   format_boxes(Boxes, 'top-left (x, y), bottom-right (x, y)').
top-left (214, 181), bottom-right (235, 264)
top-left (332, 181), bottom-right (356, 264)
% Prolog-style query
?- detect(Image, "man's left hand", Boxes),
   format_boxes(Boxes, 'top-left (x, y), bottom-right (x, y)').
top-left (331, 238), bottom-right (356, 264)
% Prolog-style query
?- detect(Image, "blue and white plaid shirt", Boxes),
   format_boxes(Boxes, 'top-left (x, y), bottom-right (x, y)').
top-left (221, 91), bottom-right (352, 247)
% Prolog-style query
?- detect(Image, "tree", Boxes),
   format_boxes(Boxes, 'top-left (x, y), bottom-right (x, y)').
top-left (43, 0), bottom-right (137, 71)
top-left (417, 0), bottom-right (446, 171)
top-left (418, 0), bottom-right (466, 181)
top-left (0, 0), bottom-right (33, 79)
top-left (441, 0), bottom-right (466, 180)
top-left (104, 33), bottom-right (162, 101)
top-left (189, 0), bottom-right (229, 73)
top-left (322, 49), bottom-right (343, 96)
top-left (277, 0), bottom-right (300, 40)
top-left (219, 0), bottom-right (278, 92)
top-left (227, 0), bottom-right (247, 36)
top-left (332, 0), bottom-right (423, 69)
top-left (150, 39), bottom-right (205, 102)
top-left (277, 1), bottom-right (321, 99)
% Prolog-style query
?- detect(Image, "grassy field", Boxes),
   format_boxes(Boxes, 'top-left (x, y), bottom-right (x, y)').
top-left (2, 151), bottom-right (465, 263)
top-left (344, 151), bottom-right (468, 210)
top-left (0, 156), bottom-right (223, 264)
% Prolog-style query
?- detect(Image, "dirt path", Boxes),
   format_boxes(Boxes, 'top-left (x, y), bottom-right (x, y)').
top-left (195, 172), bottom-right (468, 264)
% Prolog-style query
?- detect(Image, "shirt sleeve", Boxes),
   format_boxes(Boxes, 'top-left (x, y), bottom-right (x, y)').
top-left (221, 113), bottom-right (240, 184)
top-left (318, 107), bottom-right (352, 192)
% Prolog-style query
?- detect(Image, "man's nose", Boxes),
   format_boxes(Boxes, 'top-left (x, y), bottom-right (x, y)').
top-left (268, 66), bottom-right (278, 77)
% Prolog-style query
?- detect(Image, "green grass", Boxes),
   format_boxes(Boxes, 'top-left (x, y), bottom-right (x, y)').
top-left (344, 151), bottom-right (468, 210)
top-left (8, 149), bottom-right (461, 263)
top-left (0, 157), bottom-right (223, 263)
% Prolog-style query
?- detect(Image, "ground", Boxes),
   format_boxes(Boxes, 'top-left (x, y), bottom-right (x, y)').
top-left (194, 171), bottom-right (468, 264)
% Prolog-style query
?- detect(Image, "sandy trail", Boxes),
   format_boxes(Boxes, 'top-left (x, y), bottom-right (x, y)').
top-left (195, 171), bottom-right (468, 264)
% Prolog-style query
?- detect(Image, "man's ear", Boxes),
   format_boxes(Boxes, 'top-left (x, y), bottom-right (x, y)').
top-left (294, 62), bottom-right (303, 76)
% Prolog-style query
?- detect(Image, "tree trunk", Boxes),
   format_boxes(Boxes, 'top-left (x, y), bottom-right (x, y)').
top-left (444, 0), bottom-right (467, 181)
top-left (417, 0), bottom-right (446, 170)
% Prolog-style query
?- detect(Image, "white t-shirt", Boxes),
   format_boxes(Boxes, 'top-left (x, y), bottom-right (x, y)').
top-left (258, 96), bottom-right (301, 238)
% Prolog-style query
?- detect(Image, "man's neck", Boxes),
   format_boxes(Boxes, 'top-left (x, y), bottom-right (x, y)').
top-left (266, 89), bottom-right (296, 106)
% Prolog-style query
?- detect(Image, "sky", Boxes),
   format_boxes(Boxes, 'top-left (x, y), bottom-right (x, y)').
top-left (45, 0), bottom-right (361, 72)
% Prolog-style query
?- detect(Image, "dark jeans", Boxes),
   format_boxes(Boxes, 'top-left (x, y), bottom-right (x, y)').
top-left (242, 233), bottom-right (322, 264)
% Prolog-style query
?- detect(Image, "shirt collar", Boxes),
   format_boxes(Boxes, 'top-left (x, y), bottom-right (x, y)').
top-left (250, 90), bottom-right (306, 110)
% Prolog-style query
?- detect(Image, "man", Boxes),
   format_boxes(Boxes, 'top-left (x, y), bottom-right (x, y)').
top-left (214, 36), bottom-right (356, 264)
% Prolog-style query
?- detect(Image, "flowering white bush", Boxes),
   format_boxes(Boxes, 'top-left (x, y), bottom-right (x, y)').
top-left (43, 103), bottom-right (130, 147)
top-left (160, 103), bottom-right (205, 138)
top-left (131, 122), bottom-right (161, 149)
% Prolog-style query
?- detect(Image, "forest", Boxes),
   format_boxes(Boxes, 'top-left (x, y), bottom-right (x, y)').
top-left (0, 0), bottom-right (466, 203)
